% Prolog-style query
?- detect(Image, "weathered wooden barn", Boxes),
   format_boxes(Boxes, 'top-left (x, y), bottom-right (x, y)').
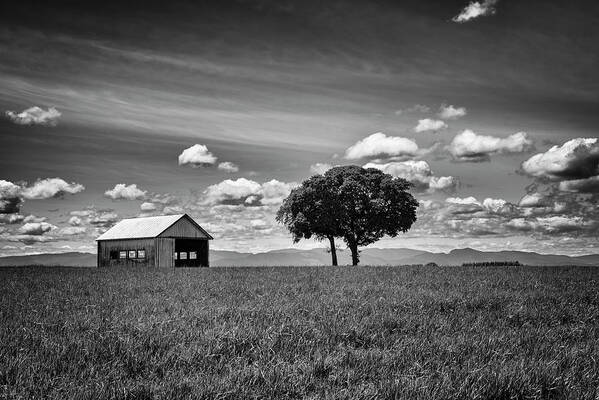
top-left (96, 214), bottom-right (213, 268)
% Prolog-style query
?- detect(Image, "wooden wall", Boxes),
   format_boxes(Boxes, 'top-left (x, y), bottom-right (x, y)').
top-left (159, 217), bottom-right (209, 239)
top-left (155, 238), bottom-right (175, 268)
top-left (97, 238), bottom-right (156, 268)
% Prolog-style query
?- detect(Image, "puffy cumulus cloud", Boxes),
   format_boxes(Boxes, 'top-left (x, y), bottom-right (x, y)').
top-left (412, 190), bottom-right (599, 241)
top-left (104, 183), bottom-right (147, 200)
top-left (5, 106), bottom-right (61, 126)
top-left (58, 226), bottom-right (86, 236)
top-left (140, 202), bottom-right (157, 212)
top-left (395, 104), bottom-right (430, 115)
top-left (521, 138), bottom-right (599, 185)
top-left (310, 163), bottom-right (333, 175)
top-left (217, 161), bottom-right (239, 173)
top-left (344, 132), bottom-right (419, 160)
top-left (178, 144), bottom-right (217, 167)
top-left (88, 211), bottom-right (119, 227)
top-left (438, 104), bottom-right (467, 120)
top-left (21, 178), bottom-right (85, 200)
top-left (518, 193), bottom-right (547, 208)
top-left (202, 178), bottom-right (295, 207)
top-left (363, 160), bottom-right (458, 193)
top-left (23, 215), bottom-right (46, 223)
top-left (414, 119), bottom-right (448, 133)
top-left (0, 213), bottom-right (24, 224)
top-left (559, 176), bottom-right (599, 193)
top-left (449, 130), bottom-right (533, 162)
top-left (68, 216), bottom-right (82, 226)
top-left (428, 176), bottom-right (459, 193)
top-left (0, 180), bottom-right (22, 214)
top-left (452, 0), bottom-right (498, 23)
top-left (163, 205), bottom-right (185, 215)
top-left (19, 222), bottom-right (56, 235)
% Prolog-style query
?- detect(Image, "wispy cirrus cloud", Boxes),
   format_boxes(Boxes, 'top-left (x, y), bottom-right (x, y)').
top-left (452, 0), bottom-right (499, 23)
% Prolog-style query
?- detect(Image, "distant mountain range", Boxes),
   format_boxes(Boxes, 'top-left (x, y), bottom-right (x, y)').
top-left (0, 248), bottom-right (598, 267)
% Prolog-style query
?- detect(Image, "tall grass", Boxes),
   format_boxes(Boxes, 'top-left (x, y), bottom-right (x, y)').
top-left (1, 265), bottom-right (598, 399)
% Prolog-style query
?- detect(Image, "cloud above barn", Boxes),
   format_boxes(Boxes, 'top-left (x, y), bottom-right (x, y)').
top-left (21, 178), bottom-right (85, 200)
top-left (202, 178), bottom-right (295, 206)
top-left (104, 183), bottom-right (147, 200)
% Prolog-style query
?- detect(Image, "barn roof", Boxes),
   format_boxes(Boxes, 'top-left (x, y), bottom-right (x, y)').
top-left (96, 214), bottom-right (212, 241)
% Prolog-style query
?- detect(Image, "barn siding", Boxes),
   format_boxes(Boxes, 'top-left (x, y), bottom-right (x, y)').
top-left (155, 238), bottom-right (175, 268)
top-left (98, 238), bottom-right (156, 268)
top-left (159, 217), bottom-right (209, 239)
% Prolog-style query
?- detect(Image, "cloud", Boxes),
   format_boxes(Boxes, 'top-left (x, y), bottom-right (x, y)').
top-left (452, 0), bottom-right (499, 23)
top-left (559, 176), bottom-right (599, 193)
top-left (0, 180), bottom-right (22, 214)
top-left (140, 202), bottom-right (158, 212)
top-left (88, 212), bottom-right (119, 227)
top-left (68, 216), bottom-right (82, 226)
top-left (521, 138), bottom-right (599, 182)
top-left (178, 144), bottom-right (217, 167)
top-left (217, 161), bottom-right (239, 173)
top-left (438, 104), bottom-right (467, 120)
top-left (58, 226), bottom-right (86, 236)
top-left (21, 178), bottom-right (85, 200)
top-left (5, 106), bottom-right (61, 126)
top-left (202, 178), bottom-right (295, 206)
top-left (364, 160), bottom-right (458, 193)
top-left (0, 213), bottom-right (24, 224)
top-left (449, 130), bottom-right (533, 162)
top-left (518, 193), bottom-right (547, 208)
top-left (104, 183), bottom-right (147, 200)
top-left (310, 163), bottom-right (333, 175)
top-left (19, 222), bottom-right (56, 235)
top-left (344, 132), bottom-right (419, 160)
top-left (395, 104), bottom-right (430, 115)
top-left (414, 119), bottom-right (448, 133)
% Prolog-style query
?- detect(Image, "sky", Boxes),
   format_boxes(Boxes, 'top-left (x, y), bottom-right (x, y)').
top-left (0, 0), bottom-right (598, 256)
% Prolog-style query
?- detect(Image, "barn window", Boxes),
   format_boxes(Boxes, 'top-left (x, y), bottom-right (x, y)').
top-left (180, 252), bottom-right (188, 260)
top-left (110, 250), bottom-right (119, 259)
top-left (189, 251), bottom-right (197, 259)
top-left (137, 249), bottom-right (146, 258)
top-left (128, 250), bottom-right (136, 259)
top-left (174, 252), bottom-right (178, 260)
top-left (119, 251), bottom-right (127, 259)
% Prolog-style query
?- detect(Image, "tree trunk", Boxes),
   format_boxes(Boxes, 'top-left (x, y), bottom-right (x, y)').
top-left (349, 243), bottom-right (360, 266)
top-left (328, 236), bottom-right (338, 266)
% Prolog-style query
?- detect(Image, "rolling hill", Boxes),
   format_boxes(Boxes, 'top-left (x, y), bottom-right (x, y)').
top-left (0, 248), bottom-right (597, 267)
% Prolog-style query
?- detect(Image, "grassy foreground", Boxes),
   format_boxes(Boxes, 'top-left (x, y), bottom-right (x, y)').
top-left (1, 266), bottom-right (598, 399)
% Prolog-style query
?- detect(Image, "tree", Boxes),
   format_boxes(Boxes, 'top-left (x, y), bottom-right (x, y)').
top-left (276, 174), bottom-right (342, 265)
top-left (325, 166), bottom-right (418, 265)
top-left (277, 165), bottom-right (419, 266)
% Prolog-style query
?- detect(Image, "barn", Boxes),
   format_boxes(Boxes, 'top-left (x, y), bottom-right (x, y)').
top-left (96, 214), bottom-right (213, 268)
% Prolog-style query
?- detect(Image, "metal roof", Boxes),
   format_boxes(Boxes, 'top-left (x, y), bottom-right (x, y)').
top-left (96, 214), bottom-right (190, 240)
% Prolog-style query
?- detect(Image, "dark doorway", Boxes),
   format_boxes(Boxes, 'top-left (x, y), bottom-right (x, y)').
top-left (174, 239), bottom-right (208, 267)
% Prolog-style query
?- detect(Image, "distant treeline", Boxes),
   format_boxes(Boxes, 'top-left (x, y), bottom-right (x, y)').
top-left (462, 261), bottom-right (521, 267)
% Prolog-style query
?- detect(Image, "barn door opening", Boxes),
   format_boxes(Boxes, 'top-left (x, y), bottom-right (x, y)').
top-left (174, 239), bottom-right (208, 267)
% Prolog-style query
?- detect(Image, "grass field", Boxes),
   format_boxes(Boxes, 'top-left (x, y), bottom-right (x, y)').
top-left (1, 265), bottom-right (598, 399)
